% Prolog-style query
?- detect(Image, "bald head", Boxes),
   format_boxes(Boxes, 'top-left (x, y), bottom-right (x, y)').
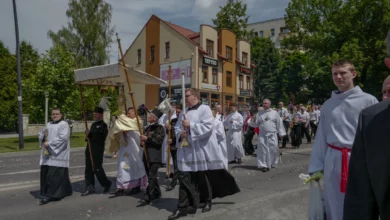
top-left (383, 75), bottom-right (390, 100)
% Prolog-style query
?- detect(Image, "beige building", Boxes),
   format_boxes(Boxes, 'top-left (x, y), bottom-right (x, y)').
top-left (247, 17), bottom-right (290, 48)
top-left (123, 15), bottom-right (255, 110)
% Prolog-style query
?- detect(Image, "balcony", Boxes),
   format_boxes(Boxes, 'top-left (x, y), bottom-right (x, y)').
top-left (239, 89), bottom-right (252, 97)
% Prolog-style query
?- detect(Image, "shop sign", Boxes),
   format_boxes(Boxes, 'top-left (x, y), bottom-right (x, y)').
top-left (203, 56), bottom-right (218, 67)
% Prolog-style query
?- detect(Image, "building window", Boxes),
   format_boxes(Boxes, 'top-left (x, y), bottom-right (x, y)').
top-left (239, 75), bottom-right (243, 89)
top-left (165, 42), bottom-right (170, 58)
top-left (212, 68), bottom-right (218, 84)
top-left (211, 93), bottom-right (220, 109)
top-left (226, 71), bottom-right (232, 87)
top-left (246, 76), bottom-right (251, 90)
top-left (202, 65), bottom-right (208, 83)
top-left (206, 39), bottom-right (214, 57)
top-left (271, 28), bottom-right (275, 37)
top-left (254, 32), bottom-right (258, 37)
top-left (242, 52), bottom-right (248, 65)
top-left (259, 31), bottom-right (264, 38)
top-left (150, 45), bottom-right (155, 62)
top-left (282, 27), bottom-right (290, 34)
top-left (226, 46), bottom-right (232, 61)
top-left (137, 49), bottom-right (141, 64)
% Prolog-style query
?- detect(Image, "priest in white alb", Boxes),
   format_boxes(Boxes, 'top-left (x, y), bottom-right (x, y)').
top-left (307, 60), bottom-right (378, 220)
top-left (248, 99), bottom-right (286, 172)
top-left (38, 107), bottom-right (72, 205)
top-left (223, 103), bottom-right (245, 164)
top-left (107, 108), bottom-right (148, 196)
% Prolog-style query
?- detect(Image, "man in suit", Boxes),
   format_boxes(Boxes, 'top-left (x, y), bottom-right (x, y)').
top-left (343, 30), bottom-right (390, 219)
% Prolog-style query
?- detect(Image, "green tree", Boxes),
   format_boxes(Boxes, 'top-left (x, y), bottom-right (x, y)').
top-left (283, 0), bottom-right (390, 100)
top-left (212, 0), bottom-right (253, 40)
top-left (0, 42), bottom-right (17, 132)
top-left (24, 46), bottom-right (83, 123)
top-left (47, 0), bottom-right (115, 68)
top-left (251, 37), bottom-right (283, 102)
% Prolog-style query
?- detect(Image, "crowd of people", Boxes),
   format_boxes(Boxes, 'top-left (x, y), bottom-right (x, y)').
top-left (35, 31), bottom-right (390, 220)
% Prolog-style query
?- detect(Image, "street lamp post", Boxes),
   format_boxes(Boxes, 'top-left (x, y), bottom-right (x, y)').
top-left (44, 91), bottom-right (49, 125)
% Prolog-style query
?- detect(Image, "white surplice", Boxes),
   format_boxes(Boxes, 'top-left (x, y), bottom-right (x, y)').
top-left (116, 131), bottom-right (147, 189)
top-left (39, 120), bottom-right (70, 168)
top-left (223, 111), bottom-right (245, 161)
top-left (158, 112), bottom-right (176, 171)
top-left (213, 118), bottom-right (228, 170)
top-left (308, 86), bottom-right (378, 220)
top-left (249, 108), bottom-right (286, 169)
top-left (175, 104), bottom-right (223, 171)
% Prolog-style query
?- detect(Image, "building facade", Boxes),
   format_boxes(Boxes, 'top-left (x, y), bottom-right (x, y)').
top-left (124, 15), bottom-right (255, 110)
top-left (247, 17), bottom-right (290, 48)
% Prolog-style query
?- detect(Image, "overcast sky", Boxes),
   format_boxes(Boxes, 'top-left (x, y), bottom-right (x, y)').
top-left (0, 0), bottom-right (289, 63)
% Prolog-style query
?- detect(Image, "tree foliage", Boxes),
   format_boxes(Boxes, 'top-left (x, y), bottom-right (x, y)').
top-left (251, 37), bottom-right (284, 102)
top-left (212, 0), bottom-right (253, 41)
top-left (0, 42), bottom-right (17, 132)
top-left (283, 0), bottom-right (390, 101)
top-left (47, 0), bottom-right (115, 68)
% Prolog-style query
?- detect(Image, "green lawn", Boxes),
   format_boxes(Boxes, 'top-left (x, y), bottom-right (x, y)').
top-left (0, 132), bottom-right (86, 153)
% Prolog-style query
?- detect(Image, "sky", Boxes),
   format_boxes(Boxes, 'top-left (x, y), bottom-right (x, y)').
top-left (0, 0), bottom-right (289, 63)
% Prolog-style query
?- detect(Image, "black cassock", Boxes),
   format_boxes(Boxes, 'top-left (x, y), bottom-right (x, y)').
top-left (344, 99), bottom-right (390, 220)
top-left (85, 120), bottom-right (110, 191)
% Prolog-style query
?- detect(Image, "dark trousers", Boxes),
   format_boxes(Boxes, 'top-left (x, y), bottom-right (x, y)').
top-left (243, 129), bottom-right (255, 155)
top-left (281, 121), bottom-right (290, 147)
top-left (177, 171), bottom-right (211, 211)
top-left (170, 150), bottom-right (179, 187)
top-left (142, 162), bottom-right (161, 202)
top-left (85, 151), bottom-right (110, 191)
top-left (310, 120), bottom-right (318, 137)
top-left (300, 123), bottom-right (311, 143)
top-left (290, 124), bottom-right (302, 147)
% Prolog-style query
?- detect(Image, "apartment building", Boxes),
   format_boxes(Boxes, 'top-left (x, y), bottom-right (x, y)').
top-left (123, 15), bottom-right (255, 109)
top-left (247, 17), bottom-right (290, 48)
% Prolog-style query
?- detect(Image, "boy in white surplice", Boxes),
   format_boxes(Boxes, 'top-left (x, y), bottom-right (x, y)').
top-left (223, 103), bottom-right (245, 164)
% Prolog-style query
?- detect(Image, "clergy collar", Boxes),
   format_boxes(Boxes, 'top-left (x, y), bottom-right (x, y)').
top-left (50, 119), bottom-right (63, 124)
top-left (187, 102), bottom-right (201, 111)
top-left (94, 119), bottom-right (103, 123)
top-left (331, 86), bottom-right (363, 99)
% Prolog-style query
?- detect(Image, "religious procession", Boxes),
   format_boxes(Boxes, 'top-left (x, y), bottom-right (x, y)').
top-left (37, 41), bottom-right (390, 220)
top-left (3, 1), bottom-right (390, 220)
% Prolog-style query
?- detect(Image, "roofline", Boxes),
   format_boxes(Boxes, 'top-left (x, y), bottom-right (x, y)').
top-left (248, 17), bottom-right (285, 25)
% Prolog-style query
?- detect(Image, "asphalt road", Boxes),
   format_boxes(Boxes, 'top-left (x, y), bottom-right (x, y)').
top-left (0, 144), bottom-right (313, 220)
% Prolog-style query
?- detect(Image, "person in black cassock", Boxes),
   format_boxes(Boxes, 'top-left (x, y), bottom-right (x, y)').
top-left (81, 107), bottom-right (111, 196)
top-left (343, 30), bottom-right (390, 220)
top-left (165, 104), bottom-right (182, 191)
top-left (137, 107), bottom-right (165, 206)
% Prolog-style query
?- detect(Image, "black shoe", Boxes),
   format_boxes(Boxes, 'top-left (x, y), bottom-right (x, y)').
top-left (103, 181), bottom-right (112, 193)
top-left (168, 210), bottom-right (187, 220)
top-left (81, 190), bottom-right (95, 196)
top-left (237, 159), bottom-right (242, 164)
top-left (38, 198), bottom-right (51, 205)
top-left (110, 189), bottom-right (124, 196)
top-left (166, 185), bottom-right (175, 191)
top-left (151, 193), bottom-right (161, 200)
top-left (202, 202), bottom-right (212, 213)
top-left (260, 167), bottom-right (268, 172)
top-left (127, 187), bottom-right (141, 195)
top-left (137, 199), bottom-right (150, 207)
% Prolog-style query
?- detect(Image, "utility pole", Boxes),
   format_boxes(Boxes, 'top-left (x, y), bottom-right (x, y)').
top-left (13, 0), bottom-right (24, 149)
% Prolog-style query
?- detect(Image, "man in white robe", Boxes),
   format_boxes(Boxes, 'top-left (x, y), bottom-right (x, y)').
top-left (249, 99), bottom-right (286, 172)
top-left (38, 107), bottom-right (72, 205)
top-left (169, 88), bottom-right (222, 219)
top-left (211, 109), bottom-right (228, 170)
top-left (223, 103), bottom-right (245, 164)
top-left (307, 60), bottom-right (378, 220)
